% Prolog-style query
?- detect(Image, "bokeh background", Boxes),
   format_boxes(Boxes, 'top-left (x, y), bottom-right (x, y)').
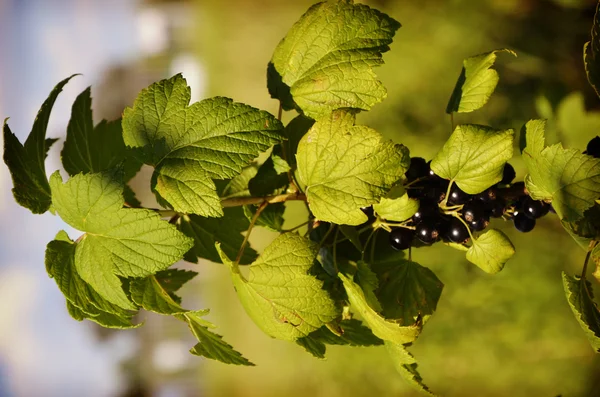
top-left (1, 0), bottom-right (600, 396)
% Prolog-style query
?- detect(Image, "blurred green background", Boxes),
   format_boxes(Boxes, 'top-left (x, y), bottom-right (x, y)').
top-left (3, 0), bottom-right (600, 396)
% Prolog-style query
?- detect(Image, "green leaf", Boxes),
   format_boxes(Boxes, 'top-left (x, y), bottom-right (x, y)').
top-left (123, 184), bottom-right (142, 207)
top-left (296, 319), bottom-right (383, 358)
top-left (373, 185), bottom-right (419, 222)
top-left (268, 0), bottom-right (400, 119)
top-left (430, 124), bottom-right (514, 194)
top-left (61, 87), bottom-right (142, 180)
top-left (522, 119), bottom-right (600, 221)
top-left (154, 268), bottom-right (197, 304)
top-left (339, 273), bottom-right (421, 344)
top-left (45, 233), bottom-right (139, 329)
top-left (154, 269), bottom-right (197, 293)
top-left (130, 275), bottom-right (187, 315)
top-left (66, 301), bottom-right (140, 329)
top-left (386, 342), bottom-right (435, 396)
top-left (3, 75), bottom-right (77, 214)
top-left (296, 335), bottom-right (327, 359)
top-left (561, 205), bottom-right (600, 252)
top-left (50, 171), bottom-right (193, 310)
top-left (221, 165), bottom-right (258, 198)
top-left (248, 149), bottom-right (289, 197)
top-left (219, 233), bottom-right (339, 341)
top-left (180, 311), bottom-right (255, 366)
top-left (372, 259), bottom-right (443, 325)
top-left (243, 203), bottom-right (286, 232)
top-left (178, 207), bottom-right (257, 265)
top-left (466, 229), bottom-right (515, 274)
top-left (584, 1), bottom-right (600, 98)
top-left (283, 115), bottom-right (314, 168)
top-left (339, 225), bottom-right (363, 252)
top-left (355, 261), bottom-right (382, 312)
top-left (446, 49), bottom-right (516, 114)
top-left (122, 74), bottom-right (283, 216)
top-left (562, 272), bottom-right (600, 352)
top-left (297, 110), bottom-right (409, 225)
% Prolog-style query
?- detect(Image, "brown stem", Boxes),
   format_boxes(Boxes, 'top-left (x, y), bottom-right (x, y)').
top-left (221, 192), bottom-right (306, 208)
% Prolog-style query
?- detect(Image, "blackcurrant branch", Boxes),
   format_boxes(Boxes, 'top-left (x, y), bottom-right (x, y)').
top-left (221, 192), bottom-right (307, 208)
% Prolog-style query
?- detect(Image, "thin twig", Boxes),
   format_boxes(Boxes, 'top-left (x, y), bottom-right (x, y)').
top-left (236, 201), bottom-right (268, 264)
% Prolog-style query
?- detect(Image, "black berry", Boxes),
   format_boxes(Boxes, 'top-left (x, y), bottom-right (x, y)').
top-left (486, 197), bottom-right (507, 218)
top-left (406, 157), bottom-right (429, 182)
top-left (586, 136), bottom-right (600, 158)
top-left (412, 199), bottom-right (438, 223)
top-left (514, 212), bottom-right (536, 232)
top-left (462, 201), bottom-right (486, 223)
top-left (501, 163), bottom-right (516, 185)
top-left (476, 187), bottom-right (498, 202)
top-left (415, 220), bottom-right (441, 244)
top-left (448, 185), bottom-right (469, 205)
top-left (469, 217), bottom-right (490, 232)
top-left (389, 228), bottom-right (414, 251)
top-left (445, 218), bottom-right (470, 243)
top-left (521, 196), bottom-right (549, 219)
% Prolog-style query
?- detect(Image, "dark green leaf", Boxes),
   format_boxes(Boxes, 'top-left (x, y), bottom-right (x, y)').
top-left (130, 276), bottom-right (186, 315)
top-left (243, 203), bottom-right (285, 232)
top-left (248, 149), bottom-right (289, 196)
top-left (562, 272), bottom-right (600, 352)
top-left (372, 259), bottom-right (443, 325)
top-left (61, 87), bottom-right (142, 179)
top-left (3, 75), bottom-right (77, 213)
top-left (178, 207), bottom-right (257, 265)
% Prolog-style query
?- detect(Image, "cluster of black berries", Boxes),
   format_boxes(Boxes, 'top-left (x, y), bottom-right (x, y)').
top-left (374, 136), bottom-right (600, 252)
top-left (383, 157), bottom-right (551, 251)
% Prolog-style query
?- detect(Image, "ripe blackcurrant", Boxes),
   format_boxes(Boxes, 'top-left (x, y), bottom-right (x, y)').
top-left (448, 184), bottom-right (469, 205)
top-left (469, 217), bottom-right (490, 232)
top-left (406, 157), bottom-right (429, 182)
top-left (412, 199), bottom-right (438, 223)
top-left (389, 228), bottom-right (414, 251)
top-left (475, 186), bottom-right (498, 202)
top-left (521, 196), bottom-right (549, 219)
top-left (486, 197), bottom-right (507, 218)
top-left (462, 201), bottom-right (486, 223)
top-left (501, 163), bottom-right (516, 185)
top-left (514, 212), bottom-right (536, 232)
top-left (586, 136), bottom-right (600, 158)
top-left (415, 221), bottom-right (441, 244)
top-left (445, 217), bottom-right (470, 243)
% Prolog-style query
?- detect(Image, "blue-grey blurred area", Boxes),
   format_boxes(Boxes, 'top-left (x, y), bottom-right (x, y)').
top-left (1, 0), bottom-right (600, 396)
